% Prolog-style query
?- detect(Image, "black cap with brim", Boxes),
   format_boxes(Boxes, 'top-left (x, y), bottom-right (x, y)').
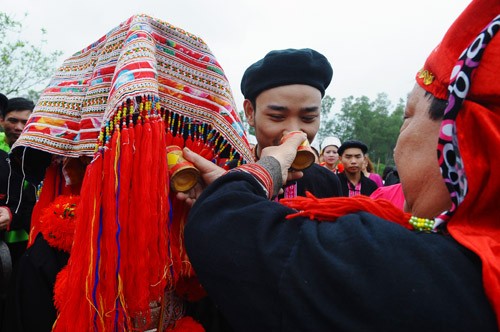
top-left (240, 48), bottom-right (333, 100)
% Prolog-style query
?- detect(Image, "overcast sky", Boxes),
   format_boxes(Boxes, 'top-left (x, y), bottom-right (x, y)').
top-left (4, 0), bottom-right (471, 111)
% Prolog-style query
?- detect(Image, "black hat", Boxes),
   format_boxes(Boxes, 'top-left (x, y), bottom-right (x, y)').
top-left (6, 97), bottom-right (35, 115)
top-left (338, 140), bottom-right (368, 156)
top-left (240, 48), bottom-right (333, 100)
top-left (0, 93), bottom-right (7, 117)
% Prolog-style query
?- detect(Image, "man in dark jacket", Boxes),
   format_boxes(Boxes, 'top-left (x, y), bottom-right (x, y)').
top-left (186, 48), bottom-right (342, 331)
top-left (337, 139), bottom-right (378, 196)
top-left (241, 48), bottom-right (342, 199)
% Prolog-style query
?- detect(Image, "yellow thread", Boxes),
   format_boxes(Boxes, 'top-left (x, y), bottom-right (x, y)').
top-left (86, 160), bottom-right (101, 316)
top-left (114, 132), bottom-right (120, 192)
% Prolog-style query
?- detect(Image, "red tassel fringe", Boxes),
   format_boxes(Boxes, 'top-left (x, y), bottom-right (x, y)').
top-left (52, 98), bottom-right (221, 331)
top-left (281, 192), bottom-right (413, 229)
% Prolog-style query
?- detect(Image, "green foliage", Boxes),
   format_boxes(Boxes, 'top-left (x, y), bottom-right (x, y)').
top-left (319, 92), bottom-right (405, 167)
top-left (238, 110), bottom-right (255, 135)
top-left (236, 93), bottom-right (404, 167)
top-left (316, 95), bottom-right (336, 143)
top-left (0, 12), bottom-right (62, 101)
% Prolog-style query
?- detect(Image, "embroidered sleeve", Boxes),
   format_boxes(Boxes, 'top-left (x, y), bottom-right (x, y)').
top-left (230, 157), bottom-right (283, 199)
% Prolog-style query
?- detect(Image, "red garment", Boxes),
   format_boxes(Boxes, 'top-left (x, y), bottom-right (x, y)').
top-left (370, 184), bottom-right (404, 211)
top-left (414, 0), bottom-right (500, 327)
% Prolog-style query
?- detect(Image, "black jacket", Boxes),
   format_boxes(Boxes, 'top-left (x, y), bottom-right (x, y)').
top-left (338, 171), bottom-right (378, 197)
top-left (185, 171), bottom-right (497, 332)
top-left (285, 162), bottom-right (342, 198)
top-left (0, 150), bottom-right (37, 235)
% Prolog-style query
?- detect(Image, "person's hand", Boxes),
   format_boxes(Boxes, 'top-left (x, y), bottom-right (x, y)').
top-left (175, 147), bottom-right (227, 206)
top-left (0, 207), bottom-right (12, 231)
top-left (260, 131), bottom-right (307, 184)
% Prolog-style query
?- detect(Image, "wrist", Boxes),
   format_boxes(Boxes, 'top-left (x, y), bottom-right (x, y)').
top-left (233, 156), bottom-right (283, 199)
top-left (256, 156), bottom-right (283, 196)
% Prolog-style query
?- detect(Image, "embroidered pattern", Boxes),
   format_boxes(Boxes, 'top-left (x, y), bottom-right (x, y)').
top-left (13, 14), bottom-right (254, 165)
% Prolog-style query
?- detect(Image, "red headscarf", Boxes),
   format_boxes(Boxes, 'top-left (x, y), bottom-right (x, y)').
top-left (282, 0), bottom-right (500, 327)
top-left (415, 0), bottom-right (500, 325)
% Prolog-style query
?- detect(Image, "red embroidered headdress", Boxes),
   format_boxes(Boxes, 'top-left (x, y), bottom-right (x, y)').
top-left (11, 14), bottom-right (253, 331)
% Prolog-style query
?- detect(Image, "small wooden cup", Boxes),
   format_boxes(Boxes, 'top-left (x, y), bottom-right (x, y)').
top-left (166, 145), bottom-right (200, 192)
top-left (280, 131), bottom-right (315, 170)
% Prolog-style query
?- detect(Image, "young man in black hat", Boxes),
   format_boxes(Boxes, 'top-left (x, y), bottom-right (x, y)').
top-left (184, 48), bottom-right (342, 332)
top-left (337, 139), bottom-right (378, 196)
top-left (240, 48), bottom-right (341, 198)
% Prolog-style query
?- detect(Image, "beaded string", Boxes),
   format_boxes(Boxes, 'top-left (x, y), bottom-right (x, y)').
top-left (94, 95), bottom-right (246, 169)
top-left (408, 216), bottom-right (435, 232)
top-left (281, 193), bottom-right (438, 232)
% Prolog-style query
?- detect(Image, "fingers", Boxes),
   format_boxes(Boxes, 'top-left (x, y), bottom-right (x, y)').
top-left (183, 147), bottom-right (226, 185)
top-left (183, 147), bottom-right (220, 173)
top-left (282, 131), bottom-right (308, 150)
top-left (175, 191), bottom-right (196, 207)
top-left (175, 181), bottom-right (204, 207)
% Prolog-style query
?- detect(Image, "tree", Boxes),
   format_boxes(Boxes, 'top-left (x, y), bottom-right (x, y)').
top-left (330, 93), bottom-right (404, 171)
top-left (316, 95), bottom-right (336, 143)
top-left (238, 110), bottom-right (255, 136)
top-left (0, 12), bottom-right (62, 101)
top-left (237, 92), bottom-right (404, 171)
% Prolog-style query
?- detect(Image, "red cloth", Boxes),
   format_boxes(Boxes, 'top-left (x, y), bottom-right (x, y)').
top-left (370, 184), bottom-right (404, 211)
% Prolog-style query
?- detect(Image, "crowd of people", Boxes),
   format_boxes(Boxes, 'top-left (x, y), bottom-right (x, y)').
top-left (0, 0), bottom-right (499, 331)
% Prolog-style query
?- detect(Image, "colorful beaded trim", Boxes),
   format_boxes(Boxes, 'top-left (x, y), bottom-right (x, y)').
top-left (409, 216), bottom-right (435, 231)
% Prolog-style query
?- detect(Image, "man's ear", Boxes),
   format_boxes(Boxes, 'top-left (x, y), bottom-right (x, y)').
top-left (243, 99), bottom-right (255, 127)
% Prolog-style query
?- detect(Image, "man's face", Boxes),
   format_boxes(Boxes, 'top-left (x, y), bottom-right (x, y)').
top-left (244, 84), bottom-right (321, 158)
top-left (394, 84), bottom-right (451, 218)
top-left (340, 148), bottom-right (364, 175)
top-left (0, 110), bottom-right (31, 146)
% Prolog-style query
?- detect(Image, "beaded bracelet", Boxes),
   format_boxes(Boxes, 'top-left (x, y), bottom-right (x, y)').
top-left (409, 216), bottom-right (435, 231)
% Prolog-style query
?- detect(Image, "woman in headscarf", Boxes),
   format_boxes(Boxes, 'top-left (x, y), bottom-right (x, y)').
top-left (182, 0), bottom-right (500, 330)
top-left (319, 136), bottom-right (343, 173)
top-left (7, 14), bottom-right (253, 332)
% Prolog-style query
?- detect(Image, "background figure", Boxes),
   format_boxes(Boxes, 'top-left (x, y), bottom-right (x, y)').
top-left (0, 97), bottom-right (36, 264)
top-left (337, 139), bottom-right (378, 196)
top-left (3, 157), bottom-right (87, 332)
top-left (383, 166), bottom-right (400, 186)
top-left (382, 165), bottom-right (395, 182)
top-left (319, 136), bottom-right (343, 173)
top-left (0, 96), bottom-right (37, 329)
top-left (362, 155), bottom-right (383, 187)
top-left (0, 150), bottom-right (10, 306)
top-left (0, 97), bottom-right (34, 153)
